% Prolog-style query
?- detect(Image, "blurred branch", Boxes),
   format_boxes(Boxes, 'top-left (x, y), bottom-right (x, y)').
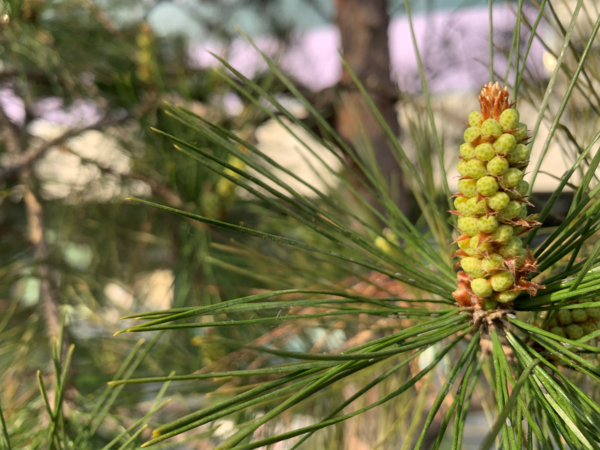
top-left (0, 103), bottom-right (22, 154)
top-left (78, 154), bottom-right (184, 208)
top-left (0, 69), bottom-right (53, 83)
top-left (0, 107), bottom-right (61, 339)
top-left (22, 181), bottom-right (61, 339)
top-left (0, 113), bottom-right (130, 180)
top-left (128, 172), bottom-right (184, 208)
top-left (0, 96), bottom-right (63, 342)
top-left (0, 94), bottom-right (157, 181)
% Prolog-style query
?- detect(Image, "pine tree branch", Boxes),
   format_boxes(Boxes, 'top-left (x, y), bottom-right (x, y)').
top-left (0, 93), bottom-right (157, 181)
top-left (73, 153), bottom-right (184, 208)
top-left (0, 102), bottom-right (62, 339)
top-left (0, 102), bottom-right (22, 154)
top-left (0, 112), bottom-right (131, 180)
top-left (22, 180), bottom-right (61, 340)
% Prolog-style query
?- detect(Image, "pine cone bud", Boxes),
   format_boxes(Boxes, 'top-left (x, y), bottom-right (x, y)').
top-left (452, 82), bottom-right (541, 307)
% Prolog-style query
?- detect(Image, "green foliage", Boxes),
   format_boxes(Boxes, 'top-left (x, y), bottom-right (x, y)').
top-left (3, 0), bottom-right (600, 449)
top-left (1, 319), bottom-right (171, 450)
top-left (0, 0), bottom-right (295, 448)
top-left (112, 3), bottom-right (600, 449)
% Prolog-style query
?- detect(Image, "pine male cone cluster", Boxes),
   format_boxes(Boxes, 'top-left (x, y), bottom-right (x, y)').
top-left (452, 82), bottom-right (542, 309)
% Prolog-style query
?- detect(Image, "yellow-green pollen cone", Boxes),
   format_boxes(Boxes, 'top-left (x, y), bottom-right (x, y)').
top-left (451, 82), bottom-right (542, 308)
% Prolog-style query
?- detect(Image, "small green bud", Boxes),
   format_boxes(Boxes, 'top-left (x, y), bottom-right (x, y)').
top-left (464, 127), bottom-right (482, 143)
top-left (458, 238), bottom-right (471, 251)
top-left (515, 248), bottom-right (527, 268)
top-left (458, 217), bottom-right (479, 236)
top-left (518, 204), bottom-right (528, 219)
top-left (490, 271), bottom-right (514, 292)
top-left (461, 257), bottom-right (486, 278)
top-left (497, 201), bottom-right (522, 221)
top-left (454, 197), bottom-right (469, 215)
top-left (471, 278), bottom-right (493, 297)
top-left (571, 309), bottom-right (588, 323)
top-left (470, 236), bottom-right (493, 253)
top-left (487, 192), bottom-right (510, 211)
top-left (501, 168), bottom-right (523, 188)
top-left (499, 108), bottom-right (519, 131)
top-left (475, 143), bottom-right (495, 161)
top-left (513, 122), bottom-right (528, 141)
top-left (499, 236), bottom-right (522, 258)
top-left (460, 143), bottom-right (477, 159)
top-left (586, 307), bottom-right (600, 320)
top-left (468, 111), bottom-right (484, 127)
top-left (476, 176), bottom-right (499, 197)
top-left (465, 159), bottom-right (487, 179)
top-left (493, 133), bottom-right (516, 156)
top-left (481, 118), bottom-right (503, 138)
top-left (557, 310), bottom-right (572, 326)
top-left (487, 156), bottom-right (509, 176)
top-left (582, 321), bottom-right (598, 335)
top-left (496, 290), bottom-right (520, 303)
top-left (482, 253), bottom-right (504, 272)
top-left (507, 143), bottom-right (530, 164)
top-left (549, 326), bottom-right (566, 338)
top-left (565, 324), bottom-right (584, 340)
top-left (490, 224), bottom-right (513, 243)
top-left (465, 197), bottom-right (487, 216)
top-left (515, 179), bottom-right (529, 197)
top-left (477, 215), bottom-right (499, 233)
top-left (458, 179), bottom-right (478, 198)
top-left (457, 160), bottom-right (469, 176)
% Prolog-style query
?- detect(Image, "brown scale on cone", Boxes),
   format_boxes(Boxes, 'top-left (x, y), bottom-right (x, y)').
top-left (452, 83), bottom-right (543, 309)
top-left (478, 82), bottom-right (511, 120)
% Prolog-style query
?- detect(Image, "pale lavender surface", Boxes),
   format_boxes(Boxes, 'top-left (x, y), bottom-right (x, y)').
top-left (0, 88), bottom-right (25, 126)
top-left (32, 98), bottom-right (103, 127)
top-left (190, 4), bottom-right (546, 93)
top-left (0, 93), bottom-right (102, 128)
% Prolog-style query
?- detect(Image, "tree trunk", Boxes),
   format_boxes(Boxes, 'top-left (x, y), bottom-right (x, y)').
top-left (335, 0), bottom-right (409, 214)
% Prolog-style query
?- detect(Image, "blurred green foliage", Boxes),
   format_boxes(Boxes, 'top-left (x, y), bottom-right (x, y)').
top-left (0, 0), bottom-right (311, 447)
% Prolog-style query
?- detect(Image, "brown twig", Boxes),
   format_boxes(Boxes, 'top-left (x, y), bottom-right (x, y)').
top-left (0, 112), bottom-right (131, 180)
top-left (0, 102), bottom-right (61, 340)
top-left (0, 92), bottom-right (157, 180)
top-left (22, 180), bottom-right (61, 339)
top-left (0, 103), bottom-right (21, 154)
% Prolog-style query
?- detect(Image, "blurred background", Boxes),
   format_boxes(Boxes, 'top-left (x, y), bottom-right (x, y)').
top-left (0, 0), bottom-right (596, 448)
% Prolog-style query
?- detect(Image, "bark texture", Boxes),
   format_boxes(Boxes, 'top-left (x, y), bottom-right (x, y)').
top-left (335, 0), bottom-right (408, 213)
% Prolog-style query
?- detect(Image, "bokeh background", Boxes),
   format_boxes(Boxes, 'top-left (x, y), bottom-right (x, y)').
top-left (0, 0), bottom-right (595, 448)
